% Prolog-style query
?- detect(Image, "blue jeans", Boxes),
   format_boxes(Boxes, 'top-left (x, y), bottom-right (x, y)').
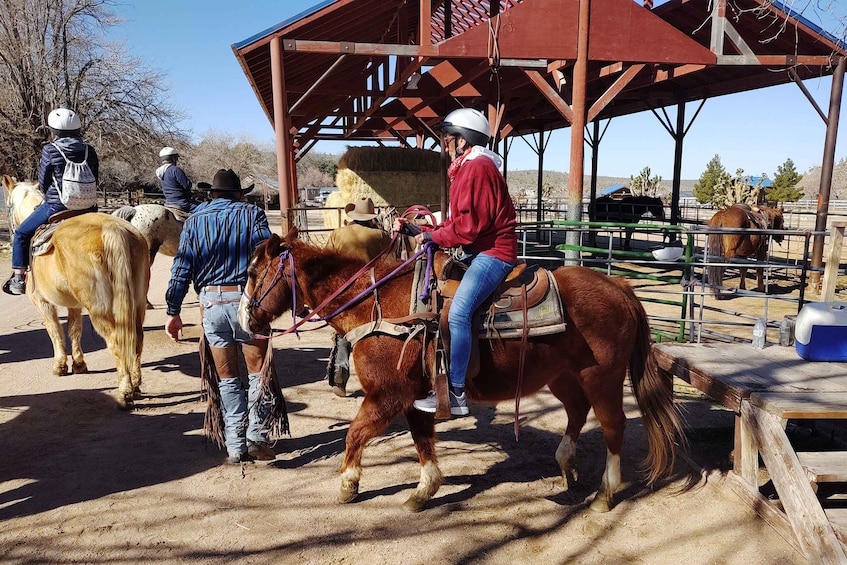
top-left (12, 201), bottom-right (65, 269)
top-left (201, 289), bottom-right (271, 456)
top-left (448, 253), bottom-right (515, 390)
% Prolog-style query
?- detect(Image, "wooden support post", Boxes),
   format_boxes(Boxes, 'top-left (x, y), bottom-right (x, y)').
top-left (737, 412), bottom-right (759, 487)
top-left (820, 221), bottom-right (845, 302)
top-left (270, 36), bottom-right (295, 232)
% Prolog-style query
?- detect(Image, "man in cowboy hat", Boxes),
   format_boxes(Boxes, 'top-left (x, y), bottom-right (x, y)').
top-left (323, 196), bottom-right (393, 396)
top-left (164, 169), bottom-right (278, 465)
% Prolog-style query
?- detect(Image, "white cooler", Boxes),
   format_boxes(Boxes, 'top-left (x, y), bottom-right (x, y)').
top-left (795, 302), bottom-right (847, 362)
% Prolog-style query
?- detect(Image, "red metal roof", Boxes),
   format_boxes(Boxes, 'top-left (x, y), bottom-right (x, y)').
top-left (232, 0), bottom-right (846, 147)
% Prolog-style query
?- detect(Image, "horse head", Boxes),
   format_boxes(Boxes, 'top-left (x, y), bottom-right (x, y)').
top-left (2, 175), bottom-right (43, 230)
top-left (239, 228), bottom-right (302, 335)
top-left (766, 207), bottom-right (785, 244)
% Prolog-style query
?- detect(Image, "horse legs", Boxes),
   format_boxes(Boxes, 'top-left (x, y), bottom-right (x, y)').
top-left (65, 307), bottom-right (88, 374)
top-left (623, 227), bottom-right (634, 251)
top-left (86, 313), bottom-right (133, 410)
top-left (339, 392), bottom-right (396, 504)
top-left (402, 408), bottom-right (442, 513)
top-left (131, 308), bottom-right (144, 396)
top-left (30, 294), bottom-right (69, 376)
top-left (145, 243), bottom-right (159, 310)
top-left (548, 378), bottom-right (590, 489)
top-left (737, 267), bottom-right (748, 291)
top-left (587, 398), bottom-right (626, 513)
top-left (551, 372), bottom-right (626, 513)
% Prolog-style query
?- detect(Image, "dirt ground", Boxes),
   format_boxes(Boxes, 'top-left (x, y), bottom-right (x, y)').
top-left (0, 226), bottom-right (816, 564)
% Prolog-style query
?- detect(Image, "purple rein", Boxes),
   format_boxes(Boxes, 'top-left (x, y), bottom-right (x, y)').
top-left (248, 239), bottom-right (438, 340)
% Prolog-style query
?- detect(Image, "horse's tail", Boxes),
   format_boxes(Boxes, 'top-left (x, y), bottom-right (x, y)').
top-left (102, 219), bottom-right (150, 382)
top-left (705, 223), bottom-right (725, 294)
top-left (626, 289), bottom-right (686, 484)
top-left (112, 205), bottom-right (137, 222)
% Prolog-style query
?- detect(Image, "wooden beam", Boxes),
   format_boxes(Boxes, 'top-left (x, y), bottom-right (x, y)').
top-left (523, 69), bottom-right (574, 124)
top-left (718, 55), bottom-right (835, 66)
top-left (282, 38), bottom-right (437, 58)
top-left (588, 64), bottom-right (645, 122)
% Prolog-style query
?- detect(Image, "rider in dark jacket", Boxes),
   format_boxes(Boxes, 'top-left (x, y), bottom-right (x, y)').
top-left (156, 147), bottom-right (198, 213)
top-left (3, 108), bottom-right (99, 296)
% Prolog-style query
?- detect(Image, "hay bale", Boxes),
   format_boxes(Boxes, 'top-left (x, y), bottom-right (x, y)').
top-left (323, 146), bottom-right (443, 229)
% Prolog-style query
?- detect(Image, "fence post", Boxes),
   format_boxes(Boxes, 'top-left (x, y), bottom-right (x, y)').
top-left (820, 221), bottom-right (845, 301)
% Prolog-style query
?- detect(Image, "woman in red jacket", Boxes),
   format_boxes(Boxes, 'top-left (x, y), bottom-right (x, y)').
top-left (395, 108), bottom-right (518, 416)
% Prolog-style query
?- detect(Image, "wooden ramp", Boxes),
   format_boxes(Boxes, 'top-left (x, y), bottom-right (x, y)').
top-left (654, 342), bottom-right (847, 564)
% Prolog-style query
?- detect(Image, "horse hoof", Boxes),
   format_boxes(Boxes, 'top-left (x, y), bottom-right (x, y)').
top-left (338, 484), bottom-right (359, 504)
top-left (116, 394), bottom-right (135, 411)
top-left (72, 362), bottom-right (88, 374)
top-left (402, 494), bottom-right (429, 513)
top-left (146, 301), bottom-right (154, 310)
top-left (588, 494), bottom-right (612, 513)
top-left (53, 365), bottom-right (69, 376)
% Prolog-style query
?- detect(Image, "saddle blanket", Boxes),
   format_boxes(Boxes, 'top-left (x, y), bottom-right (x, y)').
top-left (480, 268), bottom-right (567, 339)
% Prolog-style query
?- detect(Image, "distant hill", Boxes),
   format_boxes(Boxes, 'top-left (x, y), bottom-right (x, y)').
top-left (507, 158), bottom-right (847, 201)
top-left (505, 170), bottom-right (697, 199)
top-left (797, 159), bottom-right (847, 199)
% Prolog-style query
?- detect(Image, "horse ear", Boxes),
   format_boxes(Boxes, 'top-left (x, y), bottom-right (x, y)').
top-left (1, 175), bottom-right (13, 192)
top-left (284, 226), bottom-right (299, 241)
top-left (265, 233), bottom-right (282, 256)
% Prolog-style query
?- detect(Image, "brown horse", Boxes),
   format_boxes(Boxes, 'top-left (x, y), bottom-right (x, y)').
top-left (706, 204), bottom-right (784, 297)
top-left (238, 230), bottom-right (684, 513)
top-left (3, 175), bottom-right (150, 409)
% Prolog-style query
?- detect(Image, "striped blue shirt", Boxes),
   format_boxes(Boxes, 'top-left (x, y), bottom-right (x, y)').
top-left (165, 198), bottom-right (271, 316)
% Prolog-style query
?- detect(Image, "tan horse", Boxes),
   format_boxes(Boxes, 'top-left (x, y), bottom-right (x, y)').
top-left (2, 175), bottom-right (151, 409)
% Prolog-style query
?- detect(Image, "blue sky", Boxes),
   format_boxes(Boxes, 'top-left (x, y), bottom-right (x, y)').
top-left (110, 0), bottom-right (847, 180)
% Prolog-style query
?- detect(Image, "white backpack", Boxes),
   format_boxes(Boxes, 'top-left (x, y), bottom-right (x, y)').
top-left (52, 143), bottom-right (97, 210)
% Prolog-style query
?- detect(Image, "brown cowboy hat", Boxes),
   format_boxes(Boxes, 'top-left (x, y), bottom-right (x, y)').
top-left (345, 197), bottom-right (378, 221)
top-left (197, 169), bottom-right (254, 192)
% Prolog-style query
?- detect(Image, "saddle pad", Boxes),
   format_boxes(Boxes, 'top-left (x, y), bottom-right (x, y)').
top-left (481, 268), bottom-right (567, 339)
top-left (31, 223), bottom-right (60, 256)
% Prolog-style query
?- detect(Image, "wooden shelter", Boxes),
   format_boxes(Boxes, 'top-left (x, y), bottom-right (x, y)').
top-left (232, 0), bottom-right (847, 269)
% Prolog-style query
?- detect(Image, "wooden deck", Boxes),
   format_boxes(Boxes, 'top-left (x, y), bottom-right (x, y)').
top-left (654, 342), bottom-right (847, 564)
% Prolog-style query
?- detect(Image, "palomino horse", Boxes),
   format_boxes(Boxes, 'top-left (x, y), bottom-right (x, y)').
top-left (2, 175), bottom-right (150, 409)
top-left (587, 195), bottom-right (666, 250)
top-left (238, 230), bottom-right (685, 513)
top-left (706, 204), bottom-right (785, 297)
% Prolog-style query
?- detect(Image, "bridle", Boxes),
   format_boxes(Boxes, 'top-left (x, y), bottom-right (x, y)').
top-left (245, 236), bottom-right (439, 341)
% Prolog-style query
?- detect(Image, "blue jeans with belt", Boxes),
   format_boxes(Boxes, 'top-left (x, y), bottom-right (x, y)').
top-left (448, 252), bottom-right (515, 391)
top-left (201, 288), bottom-right (271, 457)
top-left (12, 201), bottom-right (65, 269)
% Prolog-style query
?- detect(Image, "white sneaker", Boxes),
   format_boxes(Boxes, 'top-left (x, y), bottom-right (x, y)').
top-left (413, 390), bottom-right (469, 416)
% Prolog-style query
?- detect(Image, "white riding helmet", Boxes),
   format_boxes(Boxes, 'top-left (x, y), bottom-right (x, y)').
top-left (159, 146), bottom-right (179, 158)
top-left (47, 108), bottom-right (81, 132)
top-left (439, 108), bottom-right (491, 147)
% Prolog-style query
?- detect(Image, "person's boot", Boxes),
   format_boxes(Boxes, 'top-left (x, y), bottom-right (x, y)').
top-left (2, 273), bottom-right (25, 296)
top-left (246, 372), bottom-right (276, 461)
top-left (329, 333), bottom-right (351, 397)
